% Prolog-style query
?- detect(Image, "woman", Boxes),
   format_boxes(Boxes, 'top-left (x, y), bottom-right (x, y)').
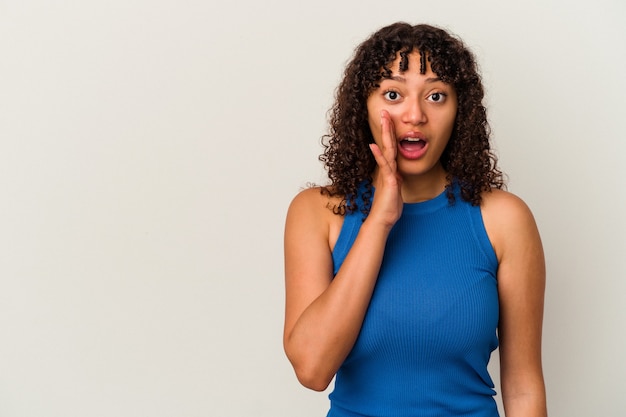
top-left (283, 22), bottom-right (546, 417)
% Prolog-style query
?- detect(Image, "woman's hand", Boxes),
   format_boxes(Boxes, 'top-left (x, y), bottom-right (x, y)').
top-left (368, 110), bottom-right (403, 229)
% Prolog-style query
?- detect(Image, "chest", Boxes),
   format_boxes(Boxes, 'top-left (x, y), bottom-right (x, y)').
top-left (349, 211), bottom-right (500, 362)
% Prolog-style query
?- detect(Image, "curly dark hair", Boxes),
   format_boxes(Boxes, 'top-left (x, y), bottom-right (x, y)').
top-left (319, 22), bottom-right (504, 215)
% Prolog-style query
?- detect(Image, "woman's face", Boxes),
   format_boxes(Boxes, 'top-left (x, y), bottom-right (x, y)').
top-left (366, 52), bottom-right (458, 180)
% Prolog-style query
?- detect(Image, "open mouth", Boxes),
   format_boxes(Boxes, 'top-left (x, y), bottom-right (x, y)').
top-left (399, 138), bottom-right (426, 152)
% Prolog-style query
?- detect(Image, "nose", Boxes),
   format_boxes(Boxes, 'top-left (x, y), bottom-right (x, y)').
top-left (401, 99), bottom-right (427, 125)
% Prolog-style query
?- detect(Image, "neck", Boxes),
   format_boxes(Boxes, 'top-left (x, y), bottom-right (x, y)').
top-left (376, 163), bottom-right (448, 203)
top-left (372, 164), bottom-right (448, 203)
top-left (401, 177), bottom-right (447, 203)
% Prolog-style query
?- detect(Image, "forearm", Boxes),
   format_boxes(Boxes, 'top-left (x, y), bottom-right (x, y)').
top-left (500, 351), bottom-right (547, 417)
top-left (285, 219), bottom-right (391, 390)
top-left (502, 386), bottom-right (547, 417)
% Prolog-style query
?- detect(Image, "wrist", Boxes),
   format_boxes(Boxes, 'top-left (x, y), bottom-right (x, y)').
top-left (361, 214), bottom-right (396, 235)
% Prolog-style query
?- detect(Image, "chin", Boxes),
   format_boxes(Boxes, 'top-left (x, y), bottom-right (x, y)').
top-left (397, 163), bottom-right (431, 175)
top-left (397, 160), bottom-right (444, 179)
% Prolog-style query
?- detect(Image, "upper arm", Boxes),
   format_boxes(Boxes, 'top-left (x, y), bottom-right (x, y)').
top-left (481, 190), bottom-right (546, 395)
top-left (283, 188), bottom-right (338, 346)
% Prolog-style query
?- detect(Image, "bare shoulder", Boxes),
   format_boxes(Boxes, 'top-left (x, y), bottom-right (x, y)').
top-left (288, 187), bottom-right (331, 214)
top-left (286, 187), bottom-right (345, 251)
top-left (480, 188), bottom-right (542, 262)
top-left (286, 187), bottom-right (339, 227)
top-left (480, 188), bottom-right (535, 222)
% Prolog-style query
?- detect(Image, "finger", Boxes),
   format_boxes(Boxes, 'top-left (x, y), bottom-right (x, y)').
top-left (369, 143), bottom-right (392, 175)
top-left (380, 110), bottom-right (396, 162)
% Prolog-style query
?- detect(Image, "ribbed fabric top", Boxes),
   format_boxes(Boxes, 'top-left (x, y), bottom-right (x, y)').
top-left (328, 183), bottom-right (500, 417)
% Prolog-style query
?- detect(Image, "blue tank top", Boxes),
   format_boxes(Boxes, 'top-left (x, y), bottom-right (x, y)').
top-left (328, 183), bottom-right (500, 417)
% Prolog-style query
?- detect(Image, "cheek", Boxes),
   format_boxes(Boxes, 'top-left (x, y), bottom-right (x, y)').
top-left (437, 109), bottom-right (457, 135)
top-left (446, 113), bottom-right (457, 135)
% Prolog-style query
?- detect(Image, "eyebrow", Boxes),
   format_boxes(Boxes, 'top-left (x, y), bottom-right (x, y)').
top-left (386, 75), bottom-right (443, 83)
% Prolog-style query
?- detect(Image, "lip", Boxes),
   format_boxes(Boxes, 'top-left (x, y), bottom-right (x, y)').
top-left (397, 131), bottom-right (428, 160)
top-left (402, 131), bottom-right (426, 140)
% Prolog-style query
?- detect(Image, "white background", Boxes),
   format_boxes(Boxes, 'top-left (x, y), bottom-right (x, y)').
top-left (1, 1), bottom-right (625, 416)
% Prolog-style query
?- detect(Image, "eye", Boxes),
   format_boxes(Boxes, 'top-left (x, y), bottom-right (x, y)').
top-left (383, 90), bottom-right (402, 102)
top-left (427, 92), bottom-right (447, 103)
